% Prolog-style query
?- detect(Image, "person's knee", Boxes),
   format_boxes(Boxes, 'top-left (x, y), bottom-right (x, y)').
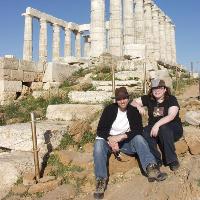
top-left (94, 139), bottom-right (107, 155)
top-left (133, 135), bottom-right (147, 145)
top-left (159, 125), bottom-right (173, 138)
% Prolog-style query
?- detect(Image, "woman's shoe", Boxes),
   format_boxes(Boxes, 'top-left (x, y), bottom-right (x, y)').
top-left (169, 160), bottom-right (180, 171)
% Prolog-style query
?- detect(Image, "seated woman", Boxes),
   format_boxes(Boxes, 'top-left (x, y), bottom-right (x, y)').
top-left (131, 79), bottom-right (183, 171)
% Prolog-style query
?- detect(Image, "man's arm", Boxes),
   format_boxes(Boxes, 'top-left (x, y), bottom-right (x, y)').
top-left (131, 97), bottom-right (146, 115)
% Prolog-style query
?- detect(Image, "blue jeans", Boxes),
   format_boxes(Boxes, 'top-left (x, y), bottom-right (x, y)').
top-left (93, 135), bottom-right (156, 179)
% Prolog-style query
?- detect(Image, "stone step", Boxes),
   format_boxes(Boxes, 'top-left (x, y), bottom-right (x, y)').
top-left (68, 91), bottom-right (112, 104)
top-left (95, 85), bottom-right (142, 92)
top-left (115, 71), bottom-right (144, 81)
top-left (92, 80), bottom-right (142, 87)
top-left (116, 60), bottom-right (144, 71)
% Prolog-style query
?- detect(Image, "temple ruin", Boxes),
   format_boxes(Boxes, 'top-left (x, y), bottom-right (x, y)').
top-left (0, 0), bottom-right (179, 105)
top-left (22, 0), bottom-right (176, 65)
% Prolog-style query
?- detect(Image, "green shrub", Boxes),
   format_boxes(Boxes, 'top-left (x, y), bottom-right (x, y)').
top-left (78, 131), bottom-right (95, 147)
top-left (58, 133), bottom-right (76, 150)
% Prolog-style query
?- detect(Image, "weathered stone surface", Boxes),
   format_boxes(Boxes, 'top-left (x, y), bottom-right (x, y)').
top-left (46, 104), bottom-right (103, 121)
top-left (0, 151), bottom-right (34, 199)
top-left (43, 82), bottom-right (62, 90)
top-left (68, 91), bottom-right (112, 103)
top-left (42, 62), bottom-right (79, 82)
top-left (10, 69), bottom-right (23, 81)
top-left (0, 80), bottom-right (22, 92)
top-left (23, 71), bottom-right (36, 82)
top-left (32, 90), bottom-right (49, 99)
top-left (0, 91), bottom-right (17, 105)
top-left (40, 184), bottom-right (76, 200)
top-left (56, 150), bottom-right (93, 168)
top-left (185, 111), bottom-right (200, 126)
top-left (23, 172), bottom-right (36, 186)
top-left (19, 59), bottom-right (36, 72)
top-left (38, 176), bottom-right (56, 183)
top-left (11, 184), bottom-right (28, 195)
top-left (0, 57), bottom-right (19, 70)
top-left (175, 138), bottom-right (188, 155)
top-left (0, 120), bottom-right (68, 152)
top-left (184, 126), bottom-right (200, 155)
top-left (30, 82), bottom-right (43, 90)
top-left (0, 68), bottom-right (11, 80)
top-left (28, 179), bottom-right (62, 194)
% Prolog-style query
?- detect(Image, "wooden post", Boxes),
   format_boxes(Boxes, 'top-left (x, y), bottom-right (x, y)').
top-left (30, 112), bottom-right (40, 182)
top-left (111, 64), bottom-right (116, 103)
top-left (143, 62), bottom-right (147, 94)
top-left (175, 65), bottom-right (179, 92)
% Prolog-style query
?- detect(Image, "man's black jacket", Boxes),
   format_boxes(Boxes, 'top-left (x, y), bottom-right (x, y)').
top-left (96, 103), bottom-right (143, 140)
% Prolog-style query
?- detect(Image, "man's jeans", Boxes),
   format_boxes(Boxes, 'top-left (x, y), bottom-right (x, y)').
top-left (93, 135), bottom-right (156, 179)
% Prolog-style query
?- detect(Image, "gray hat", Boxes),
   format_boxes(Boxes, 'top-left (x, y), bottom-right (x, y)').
top-left (151, 79), bottom-right (166, 88)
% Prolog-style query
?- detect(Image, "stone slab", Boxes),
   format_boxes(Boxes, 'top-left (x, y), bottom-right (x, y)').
top-left (0, 80), bottom-right (22, 92)
top-left (23, 71), bottom-right (36, 82)
top-left (0, 68), bottom-right (11, 80)
top-left (19, 60), bottom-right (36, 72)
top-left (46, 104), bottom-right (103, 121)
top-left (11, 69), bottom-right (23, 81)
top-left (0, 57), bottom-right (19, 70)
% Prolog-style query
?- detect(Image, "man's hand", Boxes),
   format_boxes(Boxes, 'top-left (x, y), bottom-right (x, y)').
top-left (150, 124), bottom-right (159, 137)
top-left (108, 141), bottom-right (119, 152)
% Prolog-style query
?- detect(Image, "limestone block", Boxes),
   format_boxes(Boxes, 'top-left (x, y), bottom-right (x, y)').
top-left (34, 72), bottom-right (44, 82)
top-left (46, 104), bottom-right (103, 121)
top-left (10, 69), bottom-right (23, 81)
top-left (0, 91), bottom-right (17, 105)
top-left (30, 82), bottom-right (43, 91)
top-left (124, 44), bottom-right (146, 59)
top-left (11, 184), bottom-right (28, 195)
top-left (68, 91), bottom-right (112, 104)
top-left (184, 126), bottom-right (200, 155)
top-left (175, 138), bottom-right (188, 155)
top-left (28, 179), bottom-right (62, 194)
top-left (0, 120), bottom-right (68, 152)
top-left (40, 184), bottom-right (76, 200)
top-left (19, 59), bottom-right (36, 72)
top-left (0, 80), bottom-right (22, 92)
top-left (0, 151), bottom-right (34, 199)
top-left (32, 90), bottom-right (49, 99)
top-left (0, 68), bottom-right (11, 80)
top-left (23, 71), bottom-right (36, 82)
top-left (43, 82), bottom-right (62, 90)
top-left (115, 71), bottom-right (144, 81)
top-left (36, 61), bottom-right (46, 73)
top-left (0, 57), bottom-right (19, 70)
top-left (42, 62), bottom-right (78, 82)
top-left (185, 111), bottom-right (200, 126)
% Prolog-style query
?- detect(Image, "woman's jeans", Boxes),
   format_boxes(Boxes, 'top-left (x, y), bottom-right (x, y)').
top-left (93, 135), bottom-right (156, 179)
top-left (143, 121), bottom-right (183, 165)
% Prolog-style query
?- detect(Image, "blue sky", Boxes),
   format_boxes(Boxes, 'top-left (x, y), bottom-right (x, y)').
top-left (0, 0), bottom-right (199, 72)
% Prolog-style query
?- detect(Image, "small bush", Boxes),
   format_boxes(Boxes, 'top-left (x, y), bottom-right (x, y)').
top-left (58, 133), bottom-right (76, 150)
top-left (78, 131), bottom-right (95, 147)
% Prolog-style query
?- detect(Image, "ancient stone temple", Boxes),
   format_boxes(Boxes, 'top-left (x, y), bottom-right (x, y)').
top-left (22, 0), bottom-right (176, 65)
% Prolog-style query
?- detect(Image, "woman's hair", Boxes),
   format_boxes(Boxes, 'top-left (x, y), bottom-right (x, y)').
top-left (148, 86), bottom-right (171, 100)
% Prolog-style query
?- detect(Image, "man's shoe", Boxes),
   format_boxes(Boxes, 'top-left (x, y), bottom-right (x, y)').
top-left (169, 160), bottom-right (180, 171)
top-left (146, 163), bottom-right (167, 182)
top-left (93, 178), bottom-right (107, 199)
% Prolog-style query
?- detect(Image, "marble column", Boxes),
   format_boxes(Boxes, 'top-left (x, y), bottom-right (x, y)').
top-left (144, 0), bottom-right (154, 59)
top-left (165, 16), bottom-right (172, 64)
top-left (134, 0), bottom-right (145, 44)
top-left (123, 0), bottom-right (134, 46)
top-left (90, 0), bottom-right (106, 57)
top-left (22, 13), bottom-right (33, 61)
top-left (83, 35), bottom-right (91, 57)
top-left (52, 24), bottom-right (60, 61)
top-left (75, 31), bottom-right (81, 57)
top-left (158, 10), bottom-right (166, 62)
top-left (39, 18), bottom-right (47, 62)
top-left (152, 4), bottom-right (160, 61)
top-left (109, 0), bottom-right (123, 56)
top-left (171, 23), bottom-right (177, 64)
top-left (64, 27), bottom-right (71, 57)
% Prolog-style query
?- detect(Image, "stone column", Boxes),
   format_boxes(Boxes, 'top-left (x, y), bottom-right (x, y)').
top-left (22, 13), bottom-right (33, 61)
top-left (171, 23), bottom-right (177, 64)
top-left (109, 0), bottom-right (123, 56)
top-left (144, 0), bottom-right (154, 59)
top-left (39, 18), bottom-right (47, 62)
top-left (52, 24), bottom-right (60, 61)
top-left (123, 0), bottom-right (134, 46)
top-left (158, 10), bottom-right (166, 62)
top-left (134, 0), bottom-right (145, 44)
top-left (83, 35), bottom-right (91, 57)
top-left (64, 27), bottom-right (71, 57)
top-left (165, 16), bottom-right (172, 64)
top-left (75, 31), bottom-right (81, 57)
top-left (90, 0), bottom-right (106, 57)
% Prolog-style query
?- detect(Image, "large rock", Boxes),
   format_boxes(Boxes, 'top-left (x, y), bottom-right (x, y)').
top-left (46, 104), bottom-right (103, 121)
top-left (184, 126), bottom-right (200, 155)
top-left (185, 111), bottom-right (200, 126)
top-left (0, 120), bottom-right (68, 152)
top-left (0, 151), bottom-right (34, 199)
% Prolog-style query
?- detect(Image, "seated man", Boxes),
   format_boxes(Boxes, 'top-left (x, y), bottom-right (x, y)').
top-left (93, 87), bottom-right (167, 199)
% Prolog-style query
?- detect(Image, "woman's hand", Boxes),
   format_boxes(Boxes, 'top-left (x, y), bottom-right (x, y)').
top-left (150, 124), bottom-right (160, 137)
top-left (137, 106), bottom-right (146, 115)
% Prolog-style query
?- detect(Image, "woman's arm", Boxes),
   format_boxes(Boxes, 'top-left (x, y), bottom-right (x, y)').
top-left (150, 106), bottom-right (179, 137)
top-left (131, 97), bottom-right (146, 115)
